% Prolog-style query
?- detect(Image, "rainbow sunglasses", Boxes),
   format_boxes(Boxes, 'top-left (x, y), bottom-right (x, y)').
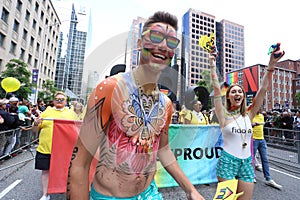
top-left (142, 29), bottom-right (180, 49)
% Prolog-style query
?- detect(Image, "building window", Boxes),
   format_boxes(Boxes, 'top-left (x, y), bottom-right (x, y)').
top-left (30, 36), bottom-right (34, 46)
top-left (36, 42), bottom-right (40, 52)
top-left (16, 0), bottom-right (23, 12)
top-left (40, 11), bottom-right (44, 21)
top-left (32, 19), bottom-right (37, 29)
top-left (13, 20), bottom-right (20, 33)
top-left (10, 41), bottom-right (17, 54)
top-left (34, 59), bottom-right (38, 68)
top-left (27, 54), bottom-right (32, 65)
top-left (25, 10), bottom-right (30, 21)
top-left (1, 8), bottom-right (9, 23)
top-left (38, 27), bottom-right (42, 36)
top-left (20, 48), bottom-right (25, 60)
top-left (0, 32), bottom-right (5, 47)
top-left (22, 29), bottom-right (28, 40)
top-left (35, 2), bottom-right (39, 13)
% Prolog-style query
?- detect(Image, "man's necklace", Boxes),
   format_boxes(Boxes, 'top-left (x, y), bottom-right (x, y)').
top-left (132, 71), bottom-right (159, 145)
top-left (231, 114), bottom-right (248, 148)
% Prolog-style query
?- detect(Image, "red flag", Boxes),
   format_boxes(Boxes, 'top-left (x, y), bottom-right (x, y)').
top-left (48, 119), bottom-right (97, 194)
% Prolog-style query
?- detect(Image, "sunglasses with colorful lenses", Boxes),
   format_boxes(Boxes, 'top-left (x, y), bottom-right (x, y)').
top-left (142, 30), bottom-right (180, 49)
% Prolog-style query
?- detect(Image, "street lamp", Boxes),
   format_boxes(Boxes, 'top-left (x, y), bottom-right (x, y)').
top-left (33, 19), bottom-right (77, 103)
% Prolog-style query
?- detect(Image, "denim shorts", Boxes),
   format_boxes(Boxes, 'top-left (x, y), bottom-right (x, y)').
top-left (90, 180), bottom-right (163, 200)
top-left (216, 150), bottom-right (254, 182)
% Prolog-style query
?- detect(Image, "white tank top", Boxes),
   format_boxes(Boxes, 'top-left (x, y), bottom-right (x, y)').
top-left (221, 115), bottom-right (253, 159)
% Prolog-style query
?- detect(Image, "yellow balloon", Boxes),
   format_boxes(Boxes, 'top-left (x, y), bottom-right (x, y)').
top-left (1, 77), bottom-right (21, 93)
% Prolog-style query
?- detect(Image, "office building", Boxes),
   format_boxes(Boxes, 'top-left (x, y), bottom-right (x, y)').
top-left (127, 16), bottom-right (146, 70)
top-left (182, 8), bottom-right (244, 86)
top-left (53, 2), bottom-right (90, 102)
top-left (226, 61), bottom-right (297, 111)
top-left (0, 0), bottom-right (60, 99)
top-left (216, 20), bottom-right (245, 80)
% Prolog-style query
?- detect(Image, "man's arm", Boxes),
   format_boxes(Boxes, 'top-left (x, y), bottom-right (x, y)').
top-left (67, 77), bottom-right (114, 199)
top-left (158, 132), bottom-right (205, 200)
top-left (157, 102), bottom-right (205, 200)
top-left (67, 98), bottom-right (104, 200)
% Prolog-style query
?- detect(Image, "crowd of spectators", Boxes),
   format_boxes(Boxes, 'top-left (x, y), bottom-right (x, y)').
top-left (0, 95), bottom-right (86, 161)
top-left (173, 100), bottom-right (299, 147)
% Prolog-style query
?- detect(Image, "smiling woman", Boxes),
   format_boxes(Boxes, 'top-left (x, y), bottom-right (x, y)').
top-left (209, 46), bottom-right (285, 199)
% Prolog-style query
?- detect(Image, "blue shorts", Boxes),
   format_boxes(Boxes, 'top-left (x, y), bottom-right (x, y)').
top-left (216, 150), bottom-right (254, 183)
top-left (90, 180), bottom-right (163, 200)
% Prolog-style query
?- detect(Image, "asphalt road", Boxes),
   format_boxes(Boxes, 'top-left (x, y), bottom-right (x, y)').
top-left (0, 147), bottom-right (300, 200)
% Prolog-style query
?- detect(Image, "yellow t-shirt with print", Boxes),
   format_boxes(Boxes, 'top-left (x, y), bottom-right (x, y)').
top-left (37, 107), bottom-right (76, 154)
top-left (252, 113), bottom-right (265, 140)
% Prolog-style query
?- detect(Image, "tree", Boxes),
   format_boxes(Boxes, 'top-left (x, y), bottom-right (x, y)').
top-left (296, 92), bottom-right (300, 107)
top-left (196, 70), bottom-right (213, 110)
top-left (38, 79), bottom-right (58, 103)
top-left (0, 59), bottom-right (33, 100)
top-left (197, 70), bottom-right (212, 93)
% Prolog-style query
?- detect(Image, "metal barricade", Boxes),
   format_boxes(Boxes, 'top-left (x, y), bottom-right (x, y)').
top-left (264, 127), bottom-right (300, 164)
top-left (0, 126), bottom-right (36, 171)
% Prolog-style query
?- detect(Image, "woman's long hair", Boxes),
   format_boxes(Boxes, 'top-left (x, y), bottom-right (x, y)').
top-left (225, 84), bottom-right (247, 116)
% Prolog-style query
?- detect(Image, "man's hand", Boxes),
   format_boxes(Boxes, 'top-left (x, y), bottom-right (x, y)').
top-left (33, 117), bottom-right (43, 126)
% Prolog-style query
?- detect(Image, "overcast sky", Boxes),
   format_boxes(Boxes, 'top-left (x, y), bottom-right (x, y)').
top-left (54, 0), bottom-right (299, 79)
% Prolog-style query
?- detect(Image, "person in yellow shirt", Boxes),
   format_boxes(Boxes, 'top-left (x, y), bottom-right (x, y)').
top-left (33, 92), bottom-right (76, 200)
top-left (184, 100), bottom-right (209, 125)
top-left (179, 105), bottom-right (188, 124)
top-left (252, 108), bottom-right (282, 190)
top-left (72, 101), bottom-right (85, 120)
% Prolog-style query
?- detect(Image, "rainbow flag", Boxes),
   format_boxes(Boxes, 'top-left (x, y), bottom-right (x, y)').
top-left (226, 72), bottom-right (238, 85)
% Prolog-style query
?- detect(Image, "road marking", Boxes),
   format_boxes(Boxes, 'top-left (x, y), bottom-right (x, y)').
top-left (270, 167), bottom-right (300, 180)
top-left (0, 179), bottom-right (22, 199)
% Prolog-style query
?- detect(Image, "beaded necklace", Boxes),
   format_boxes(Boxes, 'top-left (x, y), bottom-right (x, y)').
top-left (226, 109), bottom-right (240, 117)
top-left (231, 114), bottom-right (248, 148)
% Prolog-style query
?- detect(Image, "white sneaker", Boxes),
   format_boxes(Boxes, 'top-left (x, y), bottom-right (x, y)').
top-left (265, 179), bottom-right (282, 190)
top-left (253, 178), bottom-right (256, 183)
top-left (39, 195), bottom-right (50, 200)
top-left (255, 164), bottom-right (263, 172)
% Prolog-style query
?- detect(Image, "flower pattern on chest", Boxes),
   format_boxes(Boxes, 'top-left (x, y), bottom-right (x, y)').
top-left (121, 89), bottom-right (166, 152)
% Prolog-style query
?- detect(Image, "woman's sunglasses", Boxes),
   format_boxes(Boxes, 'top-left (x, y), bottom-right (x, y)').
top-left (142, 30), bottom-right (180, 49)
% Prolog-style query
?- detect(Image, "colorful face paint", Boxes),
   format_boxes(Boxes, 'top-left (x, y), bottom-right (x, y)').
top-left (140, 47), bottom-right (151, 61)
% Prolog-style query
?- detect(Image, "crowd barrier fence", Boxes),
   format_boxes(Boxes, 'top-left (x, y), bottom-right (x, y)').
top-left (0, 125), bottom-right (37, 171)
top-left (0, 125), bottom-right (299, 173)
